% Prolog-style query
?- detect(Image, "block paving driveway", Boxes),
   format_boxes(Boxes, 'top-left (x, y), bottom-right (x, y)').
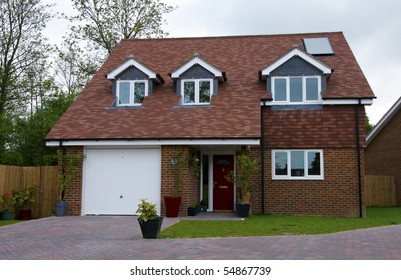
top-left (1, 216), bottom-right (401, 259)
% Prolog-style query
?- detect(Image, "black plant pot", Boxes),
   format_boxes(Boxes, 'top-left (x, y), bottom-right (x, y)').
top-left (55, 201), bottom-right (67, 217)
top-left (187, 207), bottom-right (197, 216)
top-left (236, 203), bottom-right (250, 218)
top-left (138, 216), bottom-right (164, 239)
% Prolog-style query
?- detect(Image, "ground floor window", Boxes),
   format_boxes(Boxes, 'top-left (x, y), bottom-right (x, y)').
top-left (272, 149), bottom-right (324, 180)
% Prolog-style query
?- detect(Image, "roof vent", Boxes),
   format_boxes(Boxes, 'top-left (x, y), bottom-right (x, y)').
top-left (128, 54), bottom-right (135, 59)
top-left (292, 44), bottom-right (299, 49)
top-left (303, 37), bottom-right (334, 56)
top-left (193, 52), bottom-right (200, 57)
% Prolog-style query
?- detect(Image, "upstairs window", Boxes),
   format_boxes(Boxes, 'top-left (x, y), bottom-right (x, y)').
top-left (181, 79), bottom-right (212, 105)
top-left (272, 76), bottom-right (321, 104)
top-left (117, 80), bottom-right (148, 106)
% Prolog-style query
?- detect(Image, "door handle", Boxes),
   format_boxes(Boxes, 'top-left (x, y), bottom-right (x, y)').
top-left (120, 195), bottom-right (123, 198)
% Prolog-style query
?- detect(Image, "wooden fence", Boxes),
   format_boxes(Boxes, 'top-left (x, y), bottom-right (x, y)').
top-left (366, 175), bottom-right (396, 206)
top-left (0, 165), bottom-right (58, 218)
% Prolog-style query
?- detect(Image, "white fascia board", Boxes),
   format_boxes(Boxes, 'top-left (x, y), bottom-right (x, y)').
top-left (171, 56), bottom-right (223, 79)
top-left (261, 99), bottom-right (374, 106)
top-left (261, 48), bottom-right (332, 77)
top-left (107, 58), bottom-right (157, 80)
top-left (322, 99), bottom-right (374, 105)
top-left (367, 96), bottom-right (401, 144)
top-left (46, 138), bottom-right (260, 147)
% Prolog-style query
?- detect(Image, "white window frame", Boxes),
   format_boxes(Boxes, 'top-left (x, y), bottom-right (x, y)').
top-left (271, 76), bottom-right (322, 104)
top-left (116, 80), bottom-right (148, 106)
top-left (181, 79), bottom-right (213, 105)
top-left (272, 149), bottom-right (324, 180)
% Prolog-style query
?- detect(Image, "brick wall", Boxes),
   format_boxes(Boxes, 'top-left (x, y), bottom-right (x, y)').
top-left (365, 108), bottom-right (401, 205)
top-left (257, 148), bottom-right (365, 217)
top-left (58, 146), bottom-right (84, 216)
top-left (161, 145), bottom-right (200, 216)
top-left (253, 105), bottom-right (367, 217)
top-left (263, 105), bottom-right (367, 148)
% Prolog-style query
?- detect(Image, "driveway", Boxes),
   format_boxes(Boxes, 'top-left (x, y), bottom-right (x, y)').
top-left (1, 216), bottom-right (401, 259)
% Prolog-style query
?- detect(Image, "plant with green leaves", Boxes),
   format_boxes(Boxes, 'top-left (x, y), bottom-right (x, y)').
top-left (13, 186), bottom-right (36, 210)
top-left (57, 151), bottom-right (85, 201)
top-left (226, 154), bottom-right (260, 204)
top-left (136, 199), bottom-right (158, 223)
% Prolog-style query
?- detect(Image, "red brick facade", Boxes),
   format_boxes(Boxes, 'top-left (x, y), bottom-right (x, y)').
top-left (160, 145), bottom-right (200, 216)
top-left (58, 146), bottom-right (84, 216)
top-left (365, 107), bottom-right (401, 205)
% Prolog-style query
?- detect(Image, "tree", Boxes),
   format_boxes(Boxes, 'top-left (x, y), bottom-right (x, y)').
top-left (366, 115), bottom-right (374, 135)
top-left (0, 0), bottom-right (53, 157)
top-left (69, 0), bottom-right (175, 55)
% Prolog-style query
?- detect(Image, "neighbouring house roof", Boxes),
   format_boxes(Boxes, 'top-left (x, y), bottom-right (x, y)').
top-left (367, 96), bottom-right (401, 145)
top-left (46, 32), bottom-right (375, 141)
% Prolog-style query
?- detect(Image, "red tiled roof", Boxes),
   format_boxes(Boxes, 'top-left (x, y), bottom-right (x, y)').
top-left (46, 32), bottom-right (375, 140)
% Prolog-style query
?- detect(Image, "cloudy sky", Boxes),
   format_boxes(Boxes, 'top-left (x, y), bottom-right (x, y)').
top-left (45, 0), bottom-right (401, 125)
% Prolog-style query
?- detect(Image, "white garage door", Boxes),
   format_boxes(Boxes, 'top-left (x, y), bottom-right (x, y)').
top-left (83, 148), bottom-right (161, 215)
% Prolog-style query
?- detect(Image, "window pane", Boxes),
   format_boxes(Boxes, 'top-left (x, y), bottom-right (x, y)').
top-left (275, 152), bottom-right (288, 176)
top-left (118, 82), bottom-right (130, 104)
top-left (199, 80), bottom-right (211, 103)
top-left (307, 152), bottom-right (321, 176)
top-left (291, 151), bottom-right (304, 177)
top-left (183, 81), bottom-right (195, 103)
top-left (134, 82), bottom-right (145, 104)
top-left (274, 78), bottom-right (287, 101)
top-left (306, 78), bottom-right (319, 101)
top-left (290, 77), bottom-right (302, 102)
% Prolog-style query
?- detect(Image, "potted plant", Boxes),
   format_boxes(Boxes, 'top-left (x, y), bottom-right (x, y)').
top-left (136, 198), bottom-right (163, 239)
top-left (164, 150), bottom-right (200, 217)
top-left (187, 203), bottom-right (201, 216)
top-left (163, 151), bottom-right (185, 217)
top-left (56, 151), bottom-right (85, 216)
top-left (0, 191), bottom-right (16, 220)
top-left (13, 186), bottom-right (36, 220)
top-left (226, 153), bottom-right (259, 218)
top-left (200, 199), bottom-right (208, 212)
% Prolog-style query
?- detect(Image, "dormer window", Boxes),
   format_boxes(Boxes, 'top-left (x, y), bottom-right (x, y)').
top-left (272, 76), bottom-right (321, 103)
top-left (182, 79), bottom-right (212, 105)
top-left (170, 53), bottom-right (226, 106)
top-left (107, 55), bottom-right (163, 107)
top-left (117, 80), bottom-right (148, 106)
top-left (260, 45), bottom-right (332, 106)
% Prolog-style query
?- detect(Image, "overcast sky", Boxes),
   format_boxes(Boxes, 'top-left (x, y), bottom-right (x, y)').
top-left (44, 0), bottom-right (401, 125)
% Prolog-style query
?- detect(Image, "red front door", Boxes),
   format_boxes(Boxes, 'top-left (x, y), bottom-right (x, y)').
top-left (213, 155), bottom-right (234, 211)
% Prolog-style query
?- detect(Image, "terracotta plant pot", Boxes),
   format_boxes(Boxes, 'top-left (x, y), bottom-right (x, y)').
top-left (163, 196), bottom-right (181, 217)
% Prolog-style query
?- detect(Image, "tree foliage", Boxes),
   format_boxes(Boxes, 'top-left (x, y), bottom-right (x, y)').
top-left (69, 0), bottom-right (175, 55)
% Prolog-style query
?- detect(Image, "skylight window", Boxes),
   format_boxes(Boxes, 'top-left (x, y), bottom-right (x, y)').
top-left (303, 38), bottom-right (334, 56)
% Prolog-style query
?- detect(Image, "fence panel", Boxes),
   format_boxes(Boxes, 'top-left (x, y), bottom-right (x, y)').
top-left (366, 175), bottom-right (396, 206)
top-left (0, 165), bottom-right (58, 218)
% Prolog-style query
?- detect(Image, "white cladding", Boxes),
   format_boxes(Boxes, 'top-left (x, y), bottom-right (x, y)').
top-left (83, 148), bottom-right (161, 215)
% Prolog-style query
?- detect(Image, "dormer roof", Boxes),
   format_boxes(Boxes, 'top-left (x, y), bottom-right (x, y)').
top-left (170, 53), bottom-right (227, 82)
top-left (107, 55), bottom-right (164, 84)
top-left (260, 45), bottom-right (332, 80)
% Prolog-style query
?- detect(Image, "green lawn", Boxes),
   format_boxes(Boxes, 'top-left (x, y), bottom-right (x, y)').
top-left (161, 207), bottom-right (401, 239)
top-left (0, 220), bottom-right (23, 227)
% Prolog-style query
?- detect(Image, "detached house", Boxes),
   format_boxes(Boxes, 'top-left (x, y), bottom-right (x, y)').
top-left (365, 97), bottom-right (401, 205)
top-left (46, 32), bottom-right (375, 217)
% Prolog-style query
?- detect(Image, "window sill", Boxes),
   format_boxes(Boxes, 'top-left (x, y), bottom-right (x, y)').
top-left (174, 104), bottom-right (213, 109)
top-left (106, 105), bottom-right (144, 109)
top-left (272, 177), bottom-right (324, 181)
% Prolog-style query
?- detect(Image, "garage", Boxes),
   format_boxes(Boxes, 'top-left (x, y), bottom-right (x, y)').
top-left (83, 148), bottom-right (161, 215)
